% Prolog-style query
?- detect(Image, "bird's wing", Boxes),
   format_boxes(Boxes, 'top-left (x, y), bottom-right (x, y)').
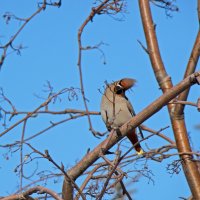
top-left (126, 98), bottom-right (136, 117)
top-left (126, 98), bottom-right (144, 139)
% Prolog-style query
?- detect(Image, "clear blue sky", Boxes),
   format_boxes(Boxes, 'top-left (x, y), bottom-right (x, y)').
top-left (0, 1), bottom-right (199, 199)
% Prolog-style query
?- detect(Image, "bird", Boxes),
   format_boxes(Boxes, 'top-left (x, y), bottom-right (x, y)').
top-left (100, 78), bottom-right (143, 154)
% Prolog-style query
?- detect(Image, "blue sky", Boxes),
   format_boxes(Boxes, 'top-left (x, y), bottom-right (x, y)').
top-left (0, 1), bottom-right (199, 199)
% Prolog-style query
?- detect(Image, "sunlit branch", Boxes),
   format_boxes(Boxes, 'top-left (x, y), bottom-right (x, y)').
top-left (138, 0), bottom-right (200, 198)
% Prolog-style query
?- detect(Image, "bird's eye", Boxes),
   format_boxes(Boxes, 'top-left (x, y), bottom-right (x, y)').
top-left (115, 85), bottom-right (123, 94)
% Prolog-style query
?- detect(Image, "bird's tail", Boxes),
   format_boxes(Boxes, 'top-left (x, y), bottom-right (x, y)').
top-left (127, 129), bottom-right (143, 155)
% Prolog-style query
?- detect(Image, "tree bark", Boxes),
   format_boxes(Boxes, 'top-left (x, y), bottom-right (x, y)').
top-left (138, 0), bottom-right (200, 199)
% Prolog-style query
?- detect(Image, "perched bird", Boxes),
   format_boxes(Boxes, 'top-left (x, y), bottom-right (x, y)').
top-left (100, 78), bottom-right (143, 154)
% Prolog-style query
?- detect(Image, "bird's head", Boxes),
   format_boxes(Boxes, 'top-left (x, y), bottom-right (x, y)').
top-left (114, 78), bottom-right (136, 94)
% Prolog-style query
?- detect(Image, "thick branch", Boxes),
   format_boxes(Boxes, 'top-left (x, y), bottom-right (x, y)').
top-left (138, 0), bottom-right (200, 199)
top-left (139, 0), bottom-right (172, 91)
top-left (62, 72), bottom-right (200, 200)
top-left (175, 31), bottom-right (200, 114)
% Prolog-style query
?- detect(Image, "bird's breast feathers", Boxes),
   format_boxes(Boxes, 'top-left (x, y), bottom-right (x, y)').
top-left (101, 95), bottom-right (133, 129)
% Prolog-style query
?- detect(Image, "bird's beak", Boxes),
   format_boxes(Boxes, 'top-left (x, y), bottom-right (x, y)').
top-left (119, 78), bottom-right (136, 90)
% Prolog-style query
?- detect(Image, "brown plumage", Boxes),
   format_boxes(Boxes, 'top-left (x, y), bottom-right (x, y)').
top-left (101, 78), bottom-right (143, 154)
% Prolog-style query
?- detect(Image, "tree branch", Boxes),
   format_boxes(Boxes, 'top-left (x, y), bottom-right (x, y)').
top-left (77, 0), bottom-right (110, 137)
top-left (138, 0), bottom-right (200, 198)
top-left (175, 31), bottom-right (200, 114)
top-left (97, 153), bottom-right (120, 200)
top-left (139, 0), bottom-right (172, 91)
top-left (1, 186), bottom-right (62, 200)
top-left (0, 88), bottom-right (78, 138)
top-left (141, 125), bottom-right (175, 144)
top-left (0, 1), bottom-right (46, 69)
top-left (25, 144), bottom-right (86, 200)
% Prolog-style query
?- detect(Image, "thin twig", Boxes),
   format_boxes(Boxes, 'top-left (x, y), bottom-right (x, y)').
top-left (0, 1), bottom-right (46, 69)
top-left (120, 125), bottom-right (172, 162)
top-left (170, 100), bottom-right (198, 107)
top-left (19, 119), bottom-right (27, 191)
top-left (1, 186), bottom-right (62, 200)
top-left (14, 173), bottom-right (62, 194)
top-left (115, 173), bottom-right (132, 200)
top-left (0, 0), bottom-right (61, 69)
top-left (97, 152), bottom-right (120, 200)
top-left (74, 163), bottom-right (106, 200)
top-left (3, 109), bottom-right (100, 116)
top-left (140, 125), bottom-right (174, 144)
top-left (77, 0), bottom-right (110, 137)
top-left (26, 143), bottom-right (86, 200)
top-left (137, 39), bottom-right (149, 54)
top-left (0, 88), bottom-right (70, 137)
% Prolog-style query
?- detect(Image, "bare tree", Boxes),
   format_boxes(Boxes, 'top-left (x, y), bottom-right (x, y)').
top-left (0, 1), bottom-right (200, 200)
